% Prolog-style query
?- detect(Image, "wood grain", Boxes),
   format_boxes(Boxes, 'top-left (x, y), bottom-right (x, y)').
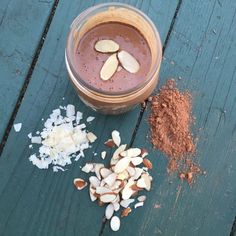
top-left (102, 0), bottom-right (236, 235)
top-left (0, 0), bottom-right (178, 235)
top-left (0, 0), bottom-right (55, 142)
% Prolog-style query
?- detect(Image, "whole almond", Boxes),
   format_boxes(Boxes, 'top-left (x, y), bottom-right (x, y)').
top-left (118, 50), bottom-right (140, 73)
top-left (143, 158), bottom-right (153, 169)
top-left (95, 39), bottom-right (119, 53)
top-left (100, 53), bottom-right (118, 80)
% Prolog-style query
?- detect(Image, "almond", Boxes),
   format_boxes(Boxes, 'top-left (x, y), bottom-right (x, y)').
top-left (118, 50), bottom-right (140, 73)
top-left (96, 186), bottom-right (112, 195)
top-left (101, 151), bottom-right (107, 159)
top-left (132, 167), bottom-right (143, 180)
top-left (110, 216), bottom-right (120, 232)
top-left (137, 195), bottom-right (147, 202)
top-left (103, 173), bottom-right (117, 187)
top-left (114, 157), bottom-right (131, 174)
top-left (120, 198), bottom-right (135, 208)
top-left (89, 176), bottom-right (100, 188)
top-left (112, 144), bottom-right (127, 160)
top-left (143, 158), bottom-right (153, 169)
top-left (111, 130), bottom-right (121, 147)
top-left (100, 167), bottom-right (113, 178)
top-left (89, 185), bottom-right (97, 202)
top-left (100, 192), bottom-right (117, 203)
top-left (134, 201), bottom-right (144, 208)
top-left (95, 39), bottom-right (119, 53)
top-left (94, 163), bottom-right (104, 180)
top-left (131, 157), bottom-right (143, 166)
top-left (113, 202), bottom-right (120, 211)
top-left (81, 163), bottom-right (94, 173)
top-left (140, 148), bottom-right (148, 158)
top-left (73, 178), bottom-right (87, 190)
top-left (121, 207), bottom-right (132, 217)
top-left (100, 53), bottom-right (118, 80)
top-left (121, 148), bottom-right (141, 157)
top-left (131, 184), bottom-right (143, 191)
top-left (104, 139), bottom-right (116, 148)
top-left (105, 203), bottom-right (114, 220)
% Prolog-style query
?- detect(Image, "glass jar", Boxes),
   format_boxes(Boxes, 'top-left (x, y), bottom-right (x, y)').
top-left (65, 3), bottom-right (162, 115)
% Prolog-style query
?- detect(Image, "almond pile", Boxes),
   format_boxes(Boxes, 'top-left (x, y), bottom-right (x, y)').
top-left (94, 39), bottom-right (140, 80)
top-left (73, 130), bottom-right (153, 231)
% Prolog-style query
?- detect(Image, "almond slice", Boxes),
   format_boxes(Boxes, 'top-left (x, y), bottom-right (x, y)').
top-left (73, 178), bottom-right (87, 190)
top-left (113, 202), bottom-right (120, 211)
top-left (120, 198), bottom-right (135, 208)
top-left (117, 170), bottom-right (129, 181)
top-left (111, 130), bottom-right (121, 147)
top-left (143, 158), bottom-right (153, 169)
top-left (101, 151), bottom-right (107, 159)
top-left (103, 173), bottom-right (117, 187)
top-left (132, 167), bottom-right (143, 180)
top-left (134, 201), bottom-right (144, 208)
top-left (89, 176), bottom-right (101, 188)
top-left (137, 195), bottom-right (147, 202)
top-left (100, 192), bottom-right (117, 203)
top-left (114, 157), bottom-right (131, 174)
top-left (100, 53), bottom-right (118, 80)
top-left (120, 148), bottom-right (141, 157)
top-left (89, 185), bottom-right (97, 201)
top-left (140, 148), bottom-right (148, 158)
top-left (94, 163), bottom-right (104, 180)
top-left (131, 157), bottom-right (143, 166)
top-left (81, 163), bottom-right (94, 173)
top-left (121, 207), bottom-right (132, 217)
top-left (95, 39), bottom-right (119, 53)
top-left (110, 216), bottom-right (120, 232)
top-left (112, 144), bottom-right (127, 160)
top-left (100, 167), bottom-right (113, 178)
top-left (141, 173), bottom-right (152, 191)
top-left (96, 186), bottom-right (112, 195)
top-left (127, 166), bottom-right (136, 177)
top-left (136, 178), bottom-right (146, 189)
top-left (118, 50), bottom-right (140, 73)
top-left (105, 203), bottom-right (114, 220)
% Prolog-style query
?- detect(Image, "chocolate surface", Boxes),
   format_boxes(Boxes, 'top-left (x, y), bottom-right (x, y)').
top-left (75, 22), bottom-right (151, 93)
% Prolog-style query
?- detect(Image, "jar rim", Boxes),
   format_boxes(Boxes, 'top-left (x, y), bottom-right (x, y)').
top-left (65, 2), bottom-right (162, 96)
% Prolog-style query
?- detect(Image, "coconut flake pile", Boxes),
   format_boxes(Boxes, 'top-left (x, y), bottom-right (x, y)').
top-left (28, 104), bottom-right (97, 172)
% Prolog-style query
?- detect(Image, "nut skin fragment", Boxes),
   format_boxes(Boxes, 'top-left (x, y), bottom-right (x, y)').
top-left (143, 158), bottom-right (153, 169)
top-left (121, 207), bottom-right (132, 217)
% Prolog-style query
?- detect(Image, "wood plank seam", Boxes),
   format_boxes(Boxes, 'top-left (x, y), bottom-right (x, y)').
top-left (0, 0), bottom-right (60, 157)
top-left (98, 0), bottom-right (183, 235)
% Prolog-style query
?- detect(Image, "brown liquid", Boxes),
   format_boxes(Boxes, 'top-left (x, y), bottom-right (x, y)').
top-left (75, 22), bottom-right (151, 93)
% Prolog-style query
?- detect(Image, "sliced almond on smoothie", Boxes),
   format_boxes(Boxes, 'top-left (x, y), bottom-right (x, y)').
top-left (118, 50), bottom-right (140, 73)
top-left (100, 53), bottom-right (119, 80)
top-left (95, 39), bottom-right (119, 53)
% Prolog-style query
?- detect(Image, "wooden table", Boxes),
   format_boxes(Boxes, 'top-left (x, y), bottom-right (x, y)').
top-left (0, 0), bottom-right (236, 235)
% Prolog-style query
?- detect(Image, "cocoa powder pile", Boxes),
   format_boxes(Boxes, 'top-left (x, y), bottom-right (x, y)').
top-left (149, 79), bottom-right (201, 184)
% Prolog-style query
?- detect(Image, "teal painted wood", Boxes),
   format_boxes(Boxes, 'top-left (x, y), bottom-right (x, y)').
top-left (0, 0), bottom-right (178, 235)
top-left (0, 0), bottom-right (55, 141)
top-left (103, 0), bottom-right (236, 235)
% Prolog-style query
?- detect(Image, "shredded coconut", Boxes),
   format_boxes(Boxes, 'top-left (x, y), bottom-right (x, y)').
top-left (28, 105), bottom-right (97, 171)
top-left (14, 123), bottom-right (22, 132)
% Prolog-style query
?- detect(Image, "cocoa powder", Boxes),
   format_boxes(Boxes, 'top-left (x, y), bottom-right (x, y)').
top-left (149, 79), bottom-right (201, 184)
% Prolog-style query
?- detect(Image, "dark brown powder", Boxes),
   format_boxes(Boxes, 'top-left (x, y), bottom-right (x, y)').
top-left (149, 79), bottom-right (201, 184)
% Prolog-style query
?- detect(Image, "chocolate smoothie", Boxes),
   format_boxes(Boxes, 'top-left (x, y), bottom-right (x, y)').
top-left (75, 22), bottom-right (151, 93)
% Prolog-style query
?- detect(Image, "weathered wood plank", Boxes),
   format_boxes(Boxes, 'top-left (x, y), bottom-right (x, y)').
top-left (103, 0), bottom-right (236, 235)
top-left (0, 0), bottom-right (178, 235)
top-left (0, 0), bottom-right (55, 142)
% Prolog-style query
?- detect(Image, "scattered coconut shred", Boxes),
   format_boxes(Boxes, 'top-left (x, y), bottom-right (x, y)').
top-left (149, 79), bottom-right (202, 184)
top-left (74, 131), bottom-right (152, 232)
top-left (28, 104), bottom-right (97, 172)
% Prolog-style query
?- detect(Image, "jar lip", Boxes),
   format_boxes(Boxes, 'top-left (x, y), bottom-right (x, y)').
top-left (65, 2), bottom-right (162, 96)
